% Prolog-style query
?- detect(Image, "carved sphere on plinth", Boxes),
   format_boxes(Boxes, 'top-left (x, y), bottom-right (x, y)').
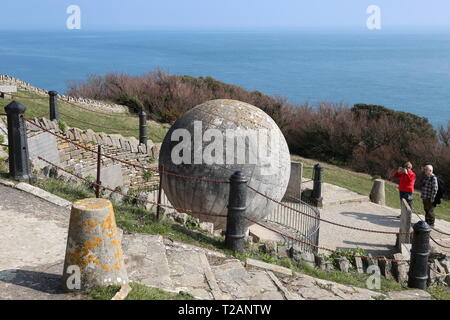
top-left (159, 99), bottom-right (291, 229)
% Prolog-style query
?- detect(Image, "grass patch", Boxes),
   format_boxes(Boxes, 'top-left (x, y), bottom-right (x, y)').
top-left (0, 90), bottom-right (168, 142)
top-left (34, 178), bottom-right (224, 251)
top-left (296, 157), bottom-right (450, 223)
top-left (87, 282), bottom-right (195, 300)
top-left (428, 285), bottom-right (450, 300)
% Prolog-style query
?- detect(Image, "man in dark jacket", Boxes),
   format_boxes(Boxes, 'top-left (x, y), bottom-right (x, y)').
top-left (421, 165), bottom-right (439, 227)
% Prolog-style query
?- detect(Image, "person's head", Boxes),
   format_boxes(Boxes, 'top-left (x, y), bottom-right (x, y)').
top-left (423, 164), bottom-right (433, 176)
top-left (403, 161), bottom-right (412, 170)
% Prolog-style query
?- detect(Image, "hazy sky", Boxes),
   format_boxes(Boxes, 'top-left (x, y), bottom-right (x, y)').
top-left (1, 0), bottom-right (450, 30)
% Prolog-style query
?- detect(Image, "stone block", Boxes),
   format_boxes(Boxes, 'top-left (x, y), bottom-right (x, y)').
top-left (199, 222), bottom-right (214, 235)
top-left (289, 245), bottom-right (303, 262)
top-left (354, 256), bottom-right (364, 274)
top-left (300, 252), bottom-right (316, 268)
top-left (393, 253), bottom-right (408, 285)
top-left (369, 179), bottom-right (385, 205)
top-left (378, 257), bottom-right (394, 280)
top-left (245, 258), bottom-right (293, 277)
top-left (337, 257), bottom-right (351, 273)
top-left (277, 245), bottom-right (289, 259)
top-left (314, 255), bottom-right (327, 270)
top-left (263, 241), bottom-right (278, 256)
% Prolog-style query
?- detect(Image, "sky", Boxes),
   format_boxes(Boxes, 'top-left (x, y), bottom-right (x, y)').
top-left (1, 0), bottom-right (450, 31)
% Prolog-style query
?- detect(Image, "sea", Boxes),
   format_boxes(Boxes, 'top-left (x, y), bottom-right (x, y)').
top-left (1, 28), bottom-right (450, 126)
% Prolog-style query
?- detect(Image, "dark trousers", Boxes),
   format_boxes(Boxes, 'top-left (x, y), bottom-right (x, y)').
top-left (400, 191), bottom-right (413, 210)
top-left (423, 198), bottom-right (435, 226)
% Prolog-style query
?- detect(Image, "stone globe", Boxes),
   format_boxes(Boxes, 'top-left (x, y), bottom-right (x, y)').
top-left (159, 99), bottom-right (291, 229)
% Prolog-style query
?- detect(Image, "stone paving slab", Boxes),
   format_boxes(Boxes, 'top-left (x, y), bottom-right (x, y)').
top-left (282, 273), bottom-right (386, 300)
top-left (122, 234), bottom-right (173, 290)
top-left (319, 201), bottom-right (400, 256)
top-left (211, 259), bottom-right (284, 300)
top-left (165, 246), bottom-right (213, 300)
top-left (303, 180), bottom-right (369, 207)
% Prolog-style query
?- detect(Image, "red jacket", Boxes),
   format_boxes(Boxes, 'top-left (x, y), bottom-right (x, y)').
top-left (393, 170), bottom-right (416, 193)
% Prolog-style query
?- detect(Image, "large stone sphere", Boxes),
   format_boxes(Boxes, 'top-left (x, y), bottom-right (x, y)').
top-left (159, 99), bottom-right (291, 229)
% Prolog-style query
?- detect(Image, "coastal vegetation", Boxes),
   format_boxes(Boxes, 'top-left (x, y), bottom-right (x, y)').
top-left (67, 70), bottom-right (450, 195)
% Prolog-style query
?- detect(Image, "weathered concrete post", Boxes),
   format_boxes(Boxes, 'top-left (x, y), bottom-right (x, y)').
top-left (311, 163), bottom-right (323, 207)
top-left (408, 221), bottom-right (432, 290)
top-left (397, 199), bottom-right (412, 251)
top-left (61, 198), bottom-right (128, 292)
top-left (369, 179), bottom-right (385, 205)
top-left (225, 171), bottom-right (247, 253)
top-left (139, 110), bottom-right (147, 145)
top-left (4, 101), bottom-right (33, 182)
top-left (48, 91), bottom-right (58, 121)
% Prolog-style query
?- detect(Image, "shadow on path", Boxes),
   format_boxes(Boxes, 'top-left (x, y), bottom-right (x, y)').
top-left (340, 211), bottom-right (399, 229)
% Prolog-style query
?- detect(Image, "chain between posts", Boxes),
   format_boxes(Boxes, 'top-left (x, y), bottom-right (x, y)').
top-left (247, 184), bottom-right (413, 236)
top-left (35, 155), bottom-right (413, 263)
top-left (25, 118), bottom-right (229, 184)
top-left (36, 156), bottom-right (228, 218)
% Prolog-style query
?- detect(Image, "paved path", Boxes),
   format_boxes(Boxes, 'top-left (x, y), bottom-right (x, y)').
top-left (0, 182), bottom-right (434, 300)
top-left (0, 184), bottom-right (81, 300)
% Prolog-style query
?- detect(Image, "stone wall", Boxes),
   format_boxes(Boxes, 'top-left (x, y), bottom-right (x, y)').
top-left (27, 117), bottom-right (161, 189)
top-left (0, 74), bottom-right (130, 114)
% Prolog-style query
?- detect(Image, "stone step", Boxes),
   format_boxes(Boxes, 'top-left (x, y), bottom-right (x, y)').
top-left (165, 246), bottom-right (214, 300)
top-left (122, 234), bottom-right (173, 290)
top-left (211, 259), bottom-right (285, 300)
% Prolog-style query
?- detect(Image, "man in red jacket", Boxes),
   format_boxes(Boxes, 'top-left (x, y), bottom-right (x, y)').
top-left (393, 161), bottom-right (417, 210)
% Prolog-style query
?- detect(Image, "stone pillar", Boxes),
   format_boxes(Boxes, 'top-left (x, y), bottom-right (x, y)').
top-left (397, 199), bottom-right (412, 251)
top-left (225, 171), bottom-right (247, 253)
top-left (61, 198), bottom-right (128, 291)
top-left (48, 91), bottom-right (58, 121)
top-left (369, 179), bottom-right (385, 205)
top-left (4, 101), bottom-right (34, 182)
top-left (139, 110), bottom-right (148, 145)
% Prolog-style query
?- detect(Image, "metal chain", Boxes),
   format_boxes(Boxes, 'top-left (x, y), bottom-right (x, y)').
top-left (37, 156), bottom-right (228, 218)
top-left (247, 184), bottom-right (412, 236)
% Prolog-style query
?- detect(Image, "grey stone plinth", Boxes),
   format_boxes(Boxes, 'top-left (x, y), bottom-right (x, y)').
top-left (369, 179), bottom-right (385, 205)
top-left (61, 198), bottom-right (128, 291)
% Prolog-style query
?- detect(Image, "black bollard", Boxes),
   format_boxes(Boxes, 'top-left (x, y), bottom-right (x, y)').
top-left (4, 101), bottom-right (33, 182)
top-left (408, 221), bottom-right (432, 290)
top-left (139, 110), bottom-right (147, 145)
top-left (311, 163), bottom-right (323, 207)
top-left (225, 171), bottom-right (248, 253)
top-left (48, 91), bottom-right (58, 120)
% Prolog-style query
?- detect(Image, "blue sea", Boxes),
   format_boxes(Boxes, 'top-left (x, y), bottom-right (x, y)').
top-left (1, 29), bottom-right (450, 126)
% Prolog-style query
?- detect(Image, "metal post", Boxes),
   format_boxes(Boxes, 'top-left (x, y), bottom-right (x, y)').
top-left (225, 171), bottom-right (248, 253)
top-left (95, 145), bottom-right (102, 198)
top-left (139, 110), bottom-right (147, 145)
top-left (48, 91), bottom-right (58, 121)
top-left (312, 163), bottom-right (323, 207)
top-left (4, 101), bottom-right (33, 182)
top-left (408, 221), bottom-right (432, 290)
top-left (156, 165), bottom-right (163, 221)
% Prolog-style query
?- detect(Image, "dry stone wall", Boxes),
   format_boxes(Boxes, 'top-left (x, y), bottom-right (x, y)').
top-left (27, 117), bottom-right (161, 189)
top-left (0, 74), bottom-right (130, 114)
